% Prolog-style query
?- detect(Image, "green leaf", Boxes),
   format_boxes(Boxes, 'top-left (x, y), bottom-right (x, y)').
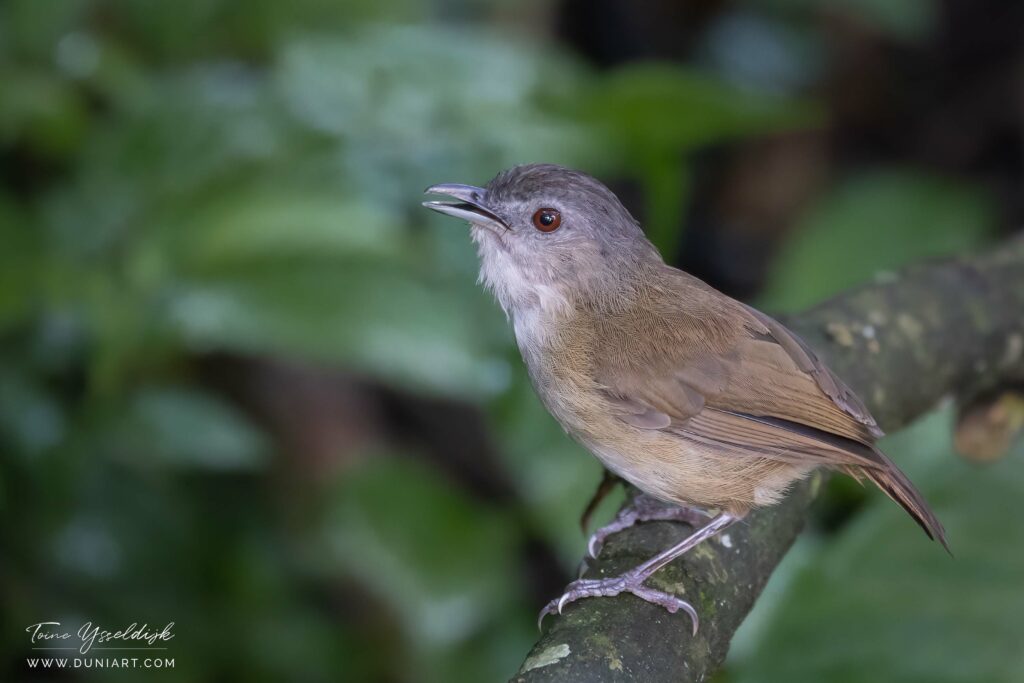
top-left (574, 63), bottom-right (820, 254)
top-left (578, 63), bottom-right (821, 162)
top-left (273, 27), bottom-right (604, 205)
top-left (322, 454), bottom-right (520, 649)
top-left (760, 170), bottom-right (996, 311)
top-left (181, 190), bottom-right (408, 269)
top-left (168, 262), bottom-right (510, 398)
top-left (120, 386), bottom-right (270, 470)
top-left (729, 411), bottom-right (1024, 683)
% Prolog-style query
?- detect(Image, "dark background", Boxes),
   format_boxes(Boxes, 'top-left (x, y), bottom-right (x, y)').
top-left (1, 0), bottom-right (1022, 681)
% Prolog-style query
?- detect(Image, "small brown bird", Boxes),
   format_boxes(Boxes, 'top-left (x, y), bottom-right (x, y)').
top-left (423, 164), bottom-right (947, 633)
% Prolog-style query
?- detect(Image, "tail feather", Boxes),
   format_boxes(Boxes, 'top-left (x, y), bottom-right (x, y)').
top-left (860, 449), bottom-right (950, 554)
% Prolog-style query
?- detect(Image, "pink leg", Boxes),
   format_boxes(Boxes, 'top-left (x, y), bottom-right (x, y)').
top-left (541, 512), bottom-right (742, 635)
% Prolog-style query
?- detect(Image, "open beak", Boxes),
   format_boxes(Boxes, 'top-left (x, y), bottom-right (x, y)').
top-left (422, 184), bottom-right (509, 231)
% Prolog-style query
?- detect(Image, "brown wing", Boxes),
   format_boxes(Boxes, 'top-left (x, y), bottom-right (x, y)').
top-left (595, 279), bottom-right (947, 548)
top-left (737, 304), bottom-right (882, 440)
top-left (598, 296), bottom-right (883, 465)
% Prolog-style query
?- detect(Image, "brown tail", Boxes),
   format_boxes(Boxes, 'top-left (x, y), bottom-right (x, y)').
top-left (860, 448), bottom-right (950, 554)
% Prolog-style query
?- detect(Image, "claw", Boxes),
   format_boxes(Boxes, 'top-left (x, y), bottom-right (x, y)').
top-left (540, 512), bottom-right (739, 636)
top-left (537, 575), bottom-right (700, 635)
top-left (537, 600), bottom-right (558, 631)
top-left (575, 557), bottom-right (591, 580)
top-left (634, 586), bottom-right (699, 635)
top-left (585, 509), bottom-right (637, 559)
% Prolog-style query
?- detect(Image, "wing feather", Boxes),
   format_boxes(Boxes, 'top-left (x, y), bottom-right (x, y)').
top-left (597, 287), bottom-right (882, 466)
top-left (591, 270), bottom-right (945, 547)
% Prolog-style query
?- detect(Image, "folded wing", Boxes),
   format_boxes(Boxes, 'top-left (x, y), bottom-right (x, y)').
top-left (597, 292), bottom-right (947, 548)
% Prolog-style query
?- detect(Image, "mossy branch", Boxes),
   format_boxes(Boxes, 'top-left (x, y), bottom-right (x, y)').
top-left (513, 236), bottom-right (1024, 683)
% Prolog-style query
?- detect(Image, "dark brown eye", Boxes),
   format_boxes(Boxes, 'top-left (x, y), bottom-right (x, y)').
top-left (532, 208), bottom-right (561, 232)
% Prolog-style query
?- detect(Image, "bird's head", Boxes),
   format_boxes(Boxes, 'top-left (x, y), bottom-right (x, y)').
top-left (424, 164), bottom-right (661, 317)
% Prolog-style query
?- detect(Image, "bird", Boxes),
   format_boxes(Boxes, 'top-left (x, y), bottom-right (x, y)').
top-left (422, 163), bottom-right (948, 633)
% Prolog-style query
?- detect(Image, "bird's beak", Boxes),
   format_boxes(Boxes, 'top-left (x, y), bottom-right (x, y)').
top-left (422, 184), bottom-right (509, 231)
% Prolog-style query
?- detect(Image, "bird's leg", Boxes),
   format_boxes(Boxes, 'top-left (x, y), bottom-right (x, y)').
top-left (540, 512), bottom-right (742, 635)
top-left (586, 493), bottom-right (710, 558)
top-left (579, 469), bottom-right (622, 534)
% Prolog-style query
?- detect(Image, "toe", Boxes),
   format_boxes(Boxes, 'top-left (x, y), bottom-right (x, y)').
top-left (536, 600), bottom-right (558, 631)
top-left (629, 585), bottom-right (700, 635)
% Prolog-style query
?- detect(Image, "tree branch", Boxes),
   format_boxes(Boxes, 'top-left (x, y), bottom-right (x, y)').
top-left (513, 236), bottom-right (1024, 683)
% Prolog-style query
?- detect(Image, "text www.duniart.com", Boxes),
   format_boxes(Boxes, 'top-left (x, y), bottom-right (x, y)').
top-left (27, 657), bottom-right (175, 669)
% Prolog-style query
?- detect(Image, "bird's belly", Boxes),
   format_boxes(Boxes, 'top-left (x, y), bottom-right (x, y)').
top-left (515, 314), bottom-right (812, 510)
top-left (577, 427), bottom-right (813, 511)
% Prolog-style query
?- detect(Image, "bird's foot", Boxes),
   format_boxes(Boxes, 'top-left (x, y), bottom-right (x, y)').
top-left (587, 495), bottom-right (709, 558)
top-left (537, 573), bottom-right (699, 634)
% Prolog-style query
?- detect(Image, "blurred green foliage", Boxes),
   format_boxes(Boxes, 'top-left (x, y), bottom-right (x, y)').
top-left (760, 170), bottom-right (995, 311)
top-left (0, 0), bottom-right (1013, 681)
top-left (731, 412), bottom-right (1024, 683)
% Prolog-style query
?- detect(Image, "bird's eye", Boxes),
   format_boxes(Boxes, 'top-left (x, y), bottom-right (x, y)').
top-left (532, 208), bottom-right (562, 232)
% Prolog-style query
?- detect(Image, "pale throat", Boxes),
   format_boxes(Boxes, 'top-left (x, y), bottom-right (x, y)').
top-left (473, 229), bottom-right (573, 348)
